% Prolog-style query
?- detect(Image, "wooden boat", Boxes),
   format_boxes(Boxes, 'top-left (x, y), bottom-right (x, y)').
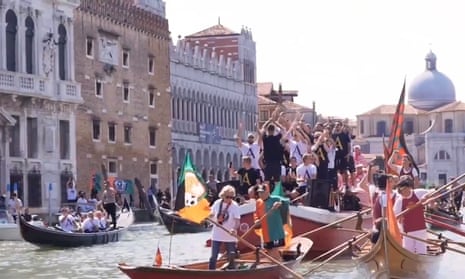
top-left (354, 224), bottom-right (444, 278)
top-left (118, 236), bottom-right (313, 279)
top-left (426, 206), bottom-right (463, 230)
top-left (19, 209), bottom-right (134, 247)
top-left (158, 206), bottom-right (211, 234)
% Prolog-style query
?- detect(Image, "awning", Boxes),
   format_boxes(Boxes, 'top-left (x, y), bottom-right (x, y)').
top-left (0, 107), bottom-right (16, 126)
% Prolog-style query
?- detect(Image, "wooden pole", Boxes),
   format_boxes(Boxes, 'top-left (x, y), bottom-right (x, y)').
top-left (308, 231), bottom-right (369, 263)
top-left (425, 173), bottom-right (465, 200)
top-left (401, 232), bottom-right (465, 255)
top-left (296, 208), bottom-right (371, 239)
top-left (207, 218), bottom-right (304, 279)
top-left (427, 229), bottom-right (465, 248)
top-left (425, 217), bottom-right (465, 238)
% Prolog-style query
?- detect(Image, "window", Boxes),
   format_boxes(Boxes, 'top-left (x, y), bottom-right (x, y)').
top-left (404, 120), bottom-right (414, 135)
top-left (9, 115), bottom-right (20, 157)
top-left (124, 124), bottom-right (132, 144)
top-left (122, 49), bottom-right (129, 67)
top-left (259, 110), bottom-right (269, 122)
top-left (108, 159), bottom-right (117, 176)
top-left (58, 24), bottom-right (67, 80)
top-left (95, 79), bottom-right (103, 97)
top-left (92, 119), bottom-right (101, 140)
top-left (149, 127), bottom-right (156, 147)
top-left (123, 83), bottom-right (130, 102)
top-left (148, 56), bottom-right (154, 74)
top-left (445, 119), bottom-right (453, 133)
top-left (86, 37), bottom-right (94, 58)
top-left (148, 88), bottom-right (155, 107)
top-left (376, 121), bottom-right (387, 137)
top-left (27, 117), bottom-right (38, 158)
top-left (150, 162), bottom-right (158, 175)
top-left (434, 150), bottom-right (451, 160)
top-left (108, 122), bottom-right (116, 143)
top-left (25, 17), bottom-right (35, 74)
top-left (59, 120), bottom-right (70, 160)
top-left (6, 10), bottom-right (18, 72)
top-left (359, 119), bottom-right (364, 134)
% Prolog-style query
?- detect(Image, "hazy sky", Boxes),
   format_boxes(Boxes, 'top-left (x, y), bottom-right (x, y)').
top-left (165, 0), bottom-right (465, 119)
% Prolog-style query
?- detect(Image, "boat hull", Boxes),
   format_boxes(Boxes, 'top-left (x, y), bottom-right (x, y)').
top-left (0, 223), bottom-right (21, 241)
top-left (234, 202), bottom-right (372, 259)
top-left (19, 210), bottom-right (134, 247)
top-left (355, 228), bottom-right (443, 278)
top-left (159, 207), bottom-right (211, 234)
top-left (119, 237), bottom-right (312, 279)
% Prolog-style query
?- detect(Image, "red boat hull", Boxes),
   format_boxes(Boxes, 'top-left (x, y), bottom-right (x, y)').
top-left (230, 202), bottom-right (372, 259)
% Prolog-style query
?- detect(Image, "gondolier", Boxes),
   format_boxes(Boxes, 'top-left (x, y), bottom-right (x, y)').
top-left (102, 181), bottom-right (117, 230)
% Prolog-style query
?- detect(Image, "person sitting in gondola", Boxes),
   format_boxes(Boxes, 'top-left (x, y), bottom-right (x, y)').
top-left (95, 210), bottom-right (108, 230)
top-left (82, 211), bottom-right (100, 233)
top-left (208, 185), bottom-right (240, 270)
top-left (393, 176), bottom-right (432, 254)
top-left (59, 207), bottom-right (77, 233)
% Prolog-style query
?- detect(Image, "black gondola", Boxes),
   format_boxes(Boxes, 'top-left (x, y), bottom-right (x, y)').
top-left (157, 206), bottom-right (211, 234)
top-left (19, 210), bottom-right (134, 248)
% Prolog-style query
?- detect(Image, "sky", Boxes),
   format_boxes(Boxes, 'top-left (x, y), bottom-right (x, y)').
top-left (165, 0), bottom-right (465, 119)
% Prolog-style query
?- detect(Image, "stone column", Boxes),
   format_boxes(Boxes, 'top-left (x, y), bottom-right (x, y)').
top-left (0, 13), bottom-right (6, 70)
top-left (67, 18), bottom-right (75, 81)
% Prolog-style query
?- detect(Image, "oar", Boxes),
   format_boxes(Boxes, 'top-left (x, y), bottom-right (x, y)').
top-left (296, 208), bottom-right (371, 239)
top-left (425, 212), bottom-right (464, 226)
top-left (302, 232), bottom-right (370, 276)
top-left (425, 217), bottom-right (465, 238)
top-left (240, 192), bottom-right (309, 240)
top-left (427, 229), bottom-right (465, 248)
top-left (397, 181), bottom-right (465, 219)
top-left (207, 218), bottom-right (304, 279)
top-left (308, 231), bottom-right (369, 263)
top-left (425, 173), bottom-right (465, 200)
top-left (401, 232), bottom-right (465, 256)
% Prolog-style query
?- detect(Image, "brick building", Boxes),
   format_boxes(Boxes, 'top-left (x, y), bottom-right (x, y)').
top-left (73, 0), bottom-right (172, 200)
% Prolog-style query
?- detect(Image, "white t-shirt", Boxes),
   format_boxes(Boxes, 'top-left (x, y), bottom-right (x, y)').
top-left (67, 188), bottom-right (77, 200)
top-left (7, 198), bottom-right (22, 215)
top-left (296, 163), bottom-right (317, 186)
top-left (82, 218), bottom-right (100, 232)
top-left (210, 199), bottom-right (240, 242)
top-left (59, 214), bottom-right (76, 232)
top-left (239, 142), bottom-right (261, 169)
top-left (289, 140), bottom-right (308, 165)
top-left (395, 166), bottom-right (419, 178)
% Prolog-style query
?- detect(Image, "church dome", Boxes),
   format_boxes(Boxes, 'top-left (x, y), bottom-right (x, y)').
top-left (408, 51), bottom-right (456, 111)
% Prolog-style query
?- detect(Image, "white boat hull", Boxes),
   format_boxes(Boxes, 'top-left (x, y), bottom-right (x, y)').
top-left (0, 223), bottom-right (21, 241)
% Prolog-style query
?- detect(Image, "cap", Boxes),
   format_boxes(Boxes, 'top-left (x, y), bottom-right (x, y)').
top-left (256, 184), bottom-right (269, 193)
top-left (396, 176), bottom-right (414, 188)
top-left (247, 132), bottom-right (255, 138)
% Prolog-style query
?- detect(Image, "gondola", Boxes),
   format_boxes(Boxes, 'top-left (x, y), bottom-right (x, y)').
top-left (354, 222), bottom-right (444, 279)
top-left (158, 206), bottom-right (211, 234)
top-left (118, 236), bottom-right (312, 279)
top-left (19, 209), bottom-right (134, 247)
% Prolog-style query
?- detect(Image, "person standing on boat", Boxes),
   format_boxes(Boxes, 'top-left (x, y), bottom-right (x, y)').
top-left (388, 150), bottom-right (419, 188)
top-left (231, 156), bottom-right (261, 200)
top-left (7, 192), bottom-right (23, 223)
top-left (393, 176), bottom-right (431, 254)
top-left (254, 184), bottom-right (286, 251)
top-left (236, 122), bottom-right (261, 171)
top-left (102, 181), bottom-right (118, 230)
top-left (370, 172), bottom-right (396, 243)
top-left (208, 185), bottom-right (240, 270)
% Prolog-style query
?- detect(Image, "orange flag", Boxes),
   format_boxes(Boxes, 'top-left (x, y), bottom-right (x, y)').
top-left (386, 181), bottom-right (402, 244)
top-left (154, 245), bottom-right (162, 267)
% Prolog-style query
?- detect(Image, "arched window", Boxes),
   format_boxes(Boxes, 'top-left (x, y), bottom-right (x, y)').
top-left (57, 24), bottom-right (67, 80)
top-left (434, 150), bottom-right (451, 160)
top-left (25, 17), bottom-right (35, 74)
top-left (6, 10), bottom-right (18, 72)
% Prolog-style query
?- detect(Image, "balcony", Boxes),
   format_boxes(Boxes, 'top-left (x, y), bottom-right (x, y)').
top-left (0, 70), bottom-right (82, 103)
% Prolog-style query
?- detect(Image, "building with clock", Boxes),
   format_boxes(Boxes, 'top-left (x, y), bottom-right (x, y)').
top-left (73, 0), bottom-right (172, 197)
top-left (356, 51), bottom-right (465, 187)
top-left (170, 22), bottom-right (257, 186)
top-left (0, 0), bottom-right (82, 212)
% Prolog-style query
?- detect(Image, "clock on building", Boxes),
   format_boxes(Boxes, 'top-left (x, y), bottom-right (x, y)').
top-left (99, 36), bottom-right (119, 65)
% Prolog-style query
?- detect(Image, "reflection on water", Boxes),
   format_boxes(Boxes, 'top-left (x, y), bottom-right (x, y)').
top-left (0, 223), bottom-right (464, 278)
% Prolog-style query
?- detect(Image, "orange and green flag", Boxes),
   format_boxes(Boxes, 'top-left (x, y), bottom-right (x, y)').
top-left (271, 182), bottom-right (293, 247)
top-left (176, 152), bottom-right (211, 224)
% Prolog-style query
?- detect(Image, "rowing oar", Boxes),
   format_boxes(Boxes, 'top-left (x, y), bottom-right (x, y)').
top-left (240, 192), bottom-right (309, 240)
top-left (307, 231), bottom-right (369, 263)
top-left (425, 173), bottom-right (465, 200)
top-left (397, 181), bottom-right (465, 219)
top-left (425, 217), bottom-right (465, 238)
top-left (296, 207), bottom-right (372, 239)
top-left (401, 232), bottom-right (465, 256)
top-left (302, 231), bottom-right (370, 276)
top-left (207, 218), bottom-right (304, 279)
top-left (427, 230), bottom-right (465, 248)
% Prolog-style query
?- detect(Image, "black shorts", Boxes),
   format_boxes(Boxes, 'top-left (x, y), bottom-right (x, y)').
top-left (264, 238), bottom-right (285, 249)
top-left (335, 157), bottom-right (349, 173)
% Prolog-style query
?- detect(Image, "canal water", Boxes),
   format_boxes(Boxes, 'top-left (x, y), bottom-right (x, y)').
top-left (0, 222), bottom-right (464, 278)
